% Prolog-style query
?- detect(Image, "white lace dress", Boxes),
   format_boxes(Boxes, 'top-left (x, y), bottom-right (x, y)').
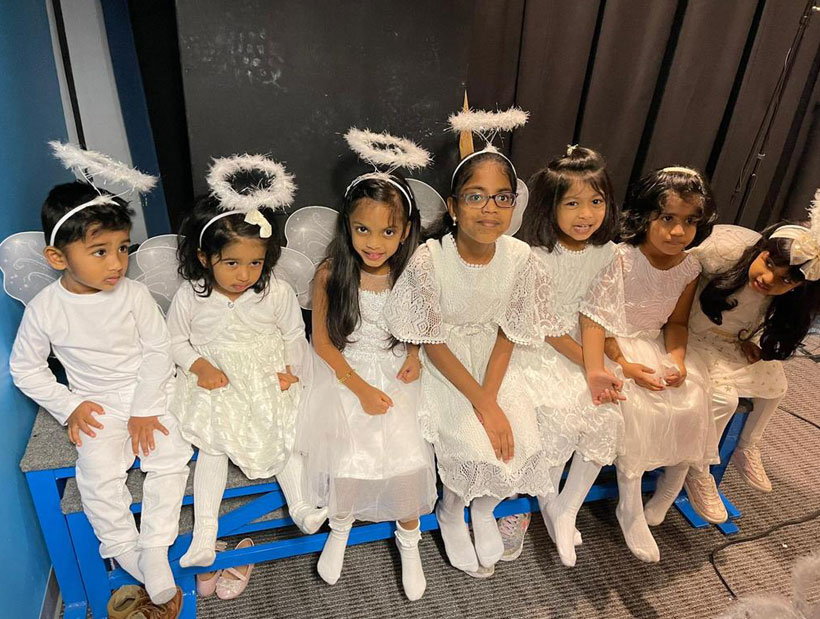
top-left (167, 280), bottom-right (308, 479)
top-left (688, 225), bottom-right (787, 400)
top-left (384, 234), bottom-right (553, 503)
top-left (614, 244), bottom-right (718, 478)
top-left (299, 273), bottom-right (437, 523)
top-left (518, 242), bottom-right (626, 467)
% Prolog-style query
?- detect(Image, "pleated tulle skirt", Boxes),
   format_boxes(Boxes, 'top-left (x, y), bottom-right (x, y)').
top-left (615, 334), bottom-right (718, 478)
top-left (297, 347), bottom-right (437, 523)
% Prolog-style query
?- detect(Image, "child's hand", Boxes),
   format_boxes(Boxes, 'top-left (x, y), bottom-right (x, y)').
top-left (357, 385), bottom-right (394, 415)
top-left (586, 368), bottom-right (626, 405)
top-left (740, 340), bottom-right (762, 364)
top-left (396, 354), bottom-right (421, 383)
top-left (473, 396), bottom-right (514, 462)
top-left (622, 362), bottom-right (665, 391)
top-left (127, 416), bottom-right (170, 457)
top-left (67, 401), bottom-right (105, 447)
top-left (190, 358), bottom-right (229, 390)
top-left (277, 367), bottom-right (299, 391)
top-left (663, 362), bottom-right (687, 388)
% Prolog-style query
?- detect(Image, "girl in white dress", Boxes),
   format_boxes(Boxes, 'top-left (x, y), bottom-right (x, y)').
top-left (605, 167), bottom-right (718, 563)
top-left (683, 215), bottom-right (820, 521)
top-left (503, 146), bottom-right (625, 567)
top-left (303, 167), bottom-right (436, 600)
top-left (169, 184), bottom-right (325, 580)
top-left (384, 149), bottom-right (553, 577)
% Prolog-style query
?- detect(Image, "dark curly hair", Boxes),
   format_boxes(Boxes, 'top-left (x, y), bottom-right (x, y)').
top-left (519, 146), bottom-right (618, 251)
top-left (620, 167), bottom-right (716, 248)
top-left (699, 224), bottom-right (820, 360)
top-left (176, 194), bottom-right (281, 297)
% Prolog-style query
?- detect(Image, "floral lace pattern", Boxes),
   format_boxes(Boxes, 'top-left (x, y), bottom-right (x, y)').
top-left (384, 234), bottom-right (555, 502)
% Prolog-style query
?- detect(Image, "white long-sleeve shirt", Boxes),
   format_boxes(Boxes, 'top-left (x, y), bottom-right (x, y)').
top-left (166, 279), bottom-right (308, 374)
top-left (10, 278), bottom-right (174, 425)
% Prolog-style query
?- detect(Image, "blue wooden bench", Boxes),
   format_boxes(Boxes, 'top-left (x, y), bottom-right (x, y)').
top-left (22, 403), bottom-right (750, 618)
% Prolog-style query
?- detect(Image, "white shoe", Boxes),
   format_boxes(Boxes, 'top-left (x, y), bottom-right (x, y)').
top-left (732, 446), bottom-right (772, 493)
top-left (498, 513), bottom-right (530, 562)
top-left (683, 474), bottom-right (728, 524)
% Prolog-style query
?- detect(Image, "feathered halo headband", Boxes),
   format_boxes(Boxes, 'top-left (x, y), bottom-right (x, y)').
top-left (770, 188), bottom-right (820, 281)
top-left (200, 154), bottom-right (296, 248)
top-left (343, 128), bottom-right (431, 214)
top-left (47, 141), bottom-right (157, 246)
top-left (447, 102), bottom-right (529, 192)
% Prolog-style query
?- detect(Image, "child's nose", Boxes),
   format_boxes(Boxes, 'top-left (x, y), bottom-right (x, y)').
top-left (670, 223), bottom-right (685, 236)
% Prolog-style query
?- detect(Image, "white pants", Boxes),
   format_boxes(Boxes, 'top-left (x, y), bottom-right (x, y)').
top-left (75, 406), bottom-right (192, 558)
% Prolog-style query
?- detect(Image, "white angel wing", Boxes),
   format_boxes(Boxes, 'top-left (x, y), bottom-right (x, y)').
top-left (0, 232), bottom-right (60, 306)
top-left (126, 236), bottom-right (183, 315)
top-left (135, 234), bottom-right (180, 252)
top-left (284, 205), bottom-right (338, 265)
top-left (274, 247), bottom-right (316, 309)
top-left (508, 178), bottom-right (529, 237)
top-left (407, 178), bottom-right (446, 231)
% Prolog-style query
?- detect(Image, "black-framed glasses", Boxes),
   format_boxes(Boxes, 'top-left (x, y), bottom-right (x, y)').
top-left (455, 191), bottom-right (518, 209)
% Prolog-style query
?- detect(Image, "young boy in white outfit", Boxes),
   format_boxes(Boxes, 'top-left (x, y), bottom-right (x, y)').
top-left (10, 182), bottom-right (192, 605)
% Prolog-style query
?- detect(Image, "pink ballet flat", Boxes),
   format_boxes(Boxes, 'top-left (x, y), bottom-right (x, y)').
top-left (196, 571), bottom-right (221, 597)
top-left (215, 538), bottom-right (255, 600)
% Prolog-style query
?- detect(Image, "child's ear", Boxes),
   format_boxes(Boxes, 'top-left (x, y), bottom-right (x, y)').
top-left (401, 221), bottom-right (411, 242)
top-left (446, 196), bottom-right (457, 221)
top-left (43, 246), bottom-right (68, 271)
top-left (197, 249), bottom-right (208, 268)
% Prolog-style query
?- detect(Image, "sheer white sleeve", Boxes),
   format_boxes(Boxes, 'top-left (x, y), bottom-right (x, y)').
top-left (580, 251), bottom-right (627, 337)
top-left (129, 282), bottom-right (174, 418)
top-left (384, 245), bottom-right (447, 344)
top-left (690, 225), bottom-right (761, 277)
top-left (9, 305), bottom-right (83, 425)
top-left (165, 285), bottom-right (201, 374)
top-left (504, 252), bottom-right (564, 342)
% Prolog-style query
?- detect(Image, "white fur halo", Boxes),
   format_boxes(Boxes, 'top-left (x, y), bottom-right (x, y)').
top-left (206, 154), bottom-right (296, 213)
top-left (49, 141), bottom-right (157, 193)
top-left (344, 128), bottom-right (430, 171)
top-left (448, 107), bottom-right (529, 136)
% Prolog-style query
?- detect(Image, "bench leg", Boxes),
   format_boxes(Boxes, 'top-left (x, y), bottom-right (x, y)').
top-left (178, 572), bottom-right (197, 619)
top-left (25, 471), bottom-right (89, 618)
top-left (67, 512), bottom-right (112, 619)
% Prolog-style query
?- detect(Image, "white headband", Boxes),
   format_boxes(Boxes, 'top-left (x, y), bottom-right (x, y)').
top-left (49, 194), bottom-right (119, 247)
top-left (198, 208), bottom-right (272, 249)
top-left (344, 172), bottom-right (414, 215)
top-left (450, 147), bottom-right (518, 193)
top-left (770, 224), bottom-right (820, 281)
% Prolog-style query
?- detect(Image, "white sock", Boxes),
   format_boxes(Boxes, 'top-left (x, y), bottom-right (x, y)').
top-left (539, 465), bottom-right (583, 547)
top-left (114, 548), bottom-right (144, 583)
top-left (180, 452), bottom-right (228, 568)
top-left (470, 495), bottom-right (503, 568)
top-left (278, 453), bottom-right (327, 534)
top-left (644, 464), bottom-right (689, 526)
top-left (317, 515), bottom-right (353, 585)
top-left (138, 546), bottom-right (176, 605)
top-left (395, 522), bottom-right (426, 601)
top-left (615, 469), bottom-right (659, 563)
top-left (436, 486), bottom-right (478, 573)
top-left (543, 454), bottom-right (600, 567)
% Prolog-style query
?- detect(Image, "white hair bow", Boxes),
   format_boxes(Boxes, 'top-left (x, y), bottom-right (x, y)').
top-left (244, 208), bottom-right (272, 239)
top-left (770, 224), bottom-right (820, 281)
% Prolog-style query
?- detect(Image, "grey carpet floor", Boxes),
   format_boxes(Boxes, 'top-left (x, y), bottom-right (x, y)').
top-left (195, 345), bottom-right (820, 619)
